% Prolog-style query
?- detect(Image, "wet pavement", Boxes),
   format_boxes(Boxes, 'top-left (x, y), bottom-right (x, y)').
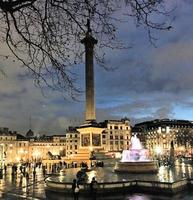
top-left (0, 166), bottom-right (46, 199)
top-left (0, 162), bottom-right (192, 200)
top-left (49, 162), bottom-right (193, 184)
top-left (45, 192), bottom-right (193, 200)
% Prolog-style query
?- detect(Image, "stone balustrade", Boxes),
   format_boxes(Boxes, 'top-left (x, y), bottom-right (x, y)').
top-left (45, 177), bottom-right (193, 196)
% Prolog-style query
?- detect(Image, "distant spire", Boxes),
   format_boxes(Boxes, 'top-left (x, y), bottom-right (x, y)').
top-left (26, 114), bottom-right (34, 138)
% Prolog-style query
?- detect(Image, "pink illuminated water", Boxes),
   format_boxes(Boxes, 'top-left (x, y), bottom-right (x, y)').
top-left (121, 135), bottom-right (150, 162)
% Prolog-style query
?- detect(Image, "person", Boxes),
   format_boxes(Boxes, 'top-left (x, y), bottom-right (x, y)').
top-left (42, 166), bottom-right (46, 177)
top-left (33, 169), bottom-right (36, 179)
top-left (20, 165), bottom-right (23, 173)
top-left (26, 172), bottom-right (29, 183)
top-left (23, 166), bottom-right (26, 176)
top-left (4, 165), bottom-right (7, 174)
top-left (77, 168), bottom-right (88, 184)
top-left (90, 177), bottom-right (98, 200)
top-left (72, 179), bottom-right (79, 200)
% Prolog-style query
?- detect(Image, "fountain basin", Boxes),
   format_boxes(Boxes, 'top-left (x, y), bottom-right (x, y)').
top-left (114, 160), bottom-right (158, 173)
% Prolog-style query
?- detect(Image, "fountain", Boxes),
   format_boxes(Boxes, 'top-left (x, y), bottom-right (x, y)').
top-left (45, 134), bottom-right (191, 200)
top-left (114, 134), bottom-right (158, 173)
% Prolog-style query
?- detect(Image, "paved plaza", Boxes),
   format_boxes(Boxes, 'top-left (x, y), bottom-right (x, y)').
top-left (0, 163), bottom-right (192, 200)
top-left (49, 162), bottom-right (193, 184)
top-left (0, 166), bottom-right (46, 200)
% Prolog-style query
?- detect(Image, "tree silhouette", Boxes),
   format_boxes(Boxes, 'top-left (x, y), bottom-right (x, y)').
top-left (0, 0), bottom-right (171, 97)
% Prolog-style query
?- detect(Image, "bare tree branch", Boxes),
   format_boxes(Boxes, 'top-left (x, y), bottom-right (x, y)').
top-left (0, 0), bottom-right (172, 98)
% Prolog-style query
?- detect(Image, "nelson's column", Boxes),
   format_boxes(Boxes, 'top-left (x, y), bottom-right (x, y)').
top-left (77, 19), bottom-right (104, 160)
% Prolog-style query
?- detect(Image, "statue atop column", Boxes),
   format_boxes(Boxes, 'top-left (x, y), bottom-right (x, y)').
top-left (81, 19), bottom-right (97, 123)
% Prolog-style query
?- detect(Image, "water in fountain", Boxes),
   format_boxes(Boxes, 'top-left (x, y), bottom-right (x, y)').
top-left (121, 134), bottom-right (149, 162)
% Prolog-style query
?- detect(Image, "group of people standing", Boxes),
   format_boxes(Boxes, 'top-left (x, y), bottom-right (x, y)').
top-left (72, 177), bottom-right (98, 200)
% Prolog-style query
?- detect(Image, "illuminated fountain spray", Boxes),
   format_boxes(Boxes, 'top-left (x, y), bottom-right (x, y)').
top-left (121, 134), bottom-right (149, 162)
top-left (115, 134), bottom-right (158, 173)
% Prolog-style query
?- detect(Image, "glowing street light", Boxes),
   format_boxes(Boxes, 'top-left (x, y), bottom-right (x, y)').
top-left (16, 157), bottom-right (20, 162)
top-left (32, 151), bottom-right (41, 158)
top-left (155, 146), bottom-right (162, 155)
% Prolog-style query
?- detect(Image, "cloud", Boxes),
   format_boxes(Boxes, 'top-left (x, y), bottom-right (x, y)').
top-left (1, 1), bottom-right (193, 134)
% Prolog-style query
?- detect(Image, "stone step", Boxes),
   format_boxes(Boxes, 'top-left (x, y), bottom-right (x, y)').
top-left (95, 152), bottom-right (112, 158)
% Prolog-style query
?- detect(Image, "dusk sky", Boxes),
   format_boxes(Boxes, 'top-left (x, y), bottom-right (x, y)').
top-left (0, 0), bottom-right (193, 135)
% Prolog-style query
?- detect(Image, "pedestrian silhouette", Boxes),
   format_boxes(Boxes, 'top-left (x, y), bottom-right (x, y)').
top-left (72, 179), bottom-right (79, 200)
top-left (33, 170), bottom-right (36, 179)
top-left (90, 177), bottom-right (98, 200)
top-left (26, 172), bottom-right (29, 183)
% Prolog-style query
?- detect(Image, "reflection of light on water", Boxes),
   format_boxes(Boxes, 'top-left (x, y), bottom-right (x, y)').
top-left (158, 166), bottom-right (165, 182)
top-left (48, 163), bottom-right (193, 186)
top-left (181, 163), bottom-right (186, 178)
top-left (59, 170), bottom-right (65, 176)
top-left (187, 165), bottom-right (192, 178)
top-left (59, 175), bottom-right (65, 183)
top-left (22, 178), bottom-right (27, 193)
top-left (176, 164), bottom-right (181, 178)
top-left (87, 170), bottom-right (97, 183)
top-left (158, 167), bottom-right (175, 183)
top-left (126, 194), bottom-right (151, 200)
top-left (169, 169), bottom-right (174, 182)
top-left (157, 166), bottom-right (176, 182)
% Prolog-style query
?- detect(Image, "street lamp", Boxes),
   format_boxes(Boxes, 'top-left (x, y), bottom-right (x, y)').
top-left (155, 146), bottom-right (163, 165)
top-left (155, 146), bottom-right (162, 155)
top-left (0, 144), bottom-right (3, 168)
top-left (32, 150), bottom-right (41, 161)
top-left (0, 144), bottom-right (4, 178)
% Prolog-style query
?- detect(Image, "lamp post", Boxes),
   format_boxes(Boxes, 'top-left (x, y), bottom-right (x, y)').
top-left (155, 146), bottom-right (162, 166)
top-left (0, 144), bottom-right (3, 169)
top-left (0, 144), bottom-right (4, 178)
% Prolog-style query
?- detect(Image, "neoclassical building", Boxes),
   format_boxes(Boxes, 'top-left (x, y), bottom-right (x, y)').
top-left (0, 118), bottom-right (131, 165)
top-left (0, 127), bottom-right (67, 165)
top-left (133, 119), bottom-right (193, 157)
top-left (100, 118), bottom-right (131, 152)
top-left (65, 118), bottom-right (131, 157)
top-left (1, 118), bottom-right (192, 165)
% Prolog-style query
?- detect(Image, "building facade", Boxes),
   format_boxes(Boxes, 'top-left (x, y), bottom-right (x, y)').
top-left (1, 118), bottom-right (192, 165)
top-left (134, 119), bottom-right (193, 157)
top-left (65, 127), bottom-right (79, 157)
top-left (100, 118), bottom-right (131, 152)
top-left (0, 118), bottom-right (131, 165)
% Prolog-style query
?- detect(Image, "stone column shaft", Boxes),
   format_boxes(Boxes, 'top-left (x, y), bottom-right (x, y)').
top-left (81, 33), bottom-right (97, 122)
